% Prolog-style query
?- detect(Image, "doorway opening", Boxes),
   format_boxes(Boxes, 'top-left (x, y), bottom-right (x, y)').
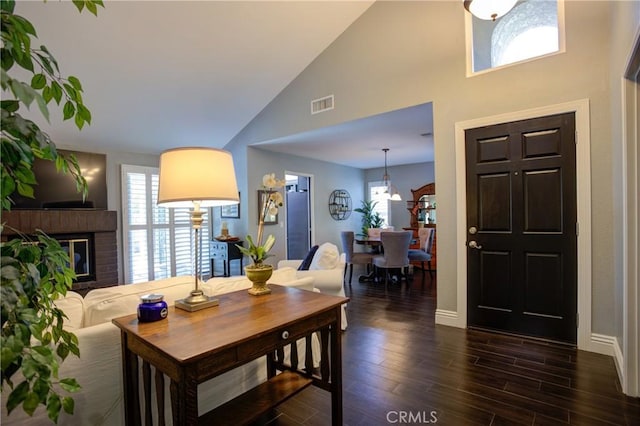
top-left (285, 173), bottom-right (312, 259)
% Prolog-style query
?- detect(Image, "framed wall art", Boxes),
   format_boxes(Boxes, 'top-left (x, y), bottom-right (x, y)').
top-left (258, 190), bottom-right (278, 225)
top-left (221, 192), bottom-right (240, 218)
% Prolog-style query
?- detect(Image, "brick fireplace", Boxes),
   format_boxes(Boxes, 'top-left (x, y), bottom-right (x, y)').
top-left (1, 210), bottom-right (118, 293)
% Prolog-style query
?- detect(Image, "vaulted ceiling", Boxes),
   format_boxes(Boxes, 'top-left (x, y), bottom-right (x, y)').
top-left (15, 1), bottom-right (433, 170)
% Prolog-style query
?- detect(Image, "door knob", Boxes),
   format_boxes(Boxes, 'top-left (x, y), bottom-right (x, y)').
top-left (468, 240), bottom-right (482, 249)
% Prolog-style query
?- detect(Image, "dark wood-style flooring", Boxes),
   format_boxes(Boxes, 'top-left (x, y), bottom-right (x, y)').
top-left (257, 267), bottom-right (640, 425)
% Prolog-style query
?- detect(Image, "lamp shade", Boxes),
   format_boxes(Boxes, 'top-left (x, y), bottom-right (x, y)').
top-left (157, 147), bottom-right (239, 208)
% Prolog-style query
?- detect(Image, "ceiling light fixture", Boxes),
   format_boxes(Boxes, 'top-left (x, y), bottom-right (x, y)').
top-left (463, 0), bottom-right (517, 21)
top-left (381, 148), bottom-right (402, 201)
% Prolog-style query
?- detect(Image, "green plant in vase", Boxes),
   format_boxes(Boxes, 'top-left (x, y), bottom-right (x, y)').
top-left (237, 173), bottom-right (285, 295)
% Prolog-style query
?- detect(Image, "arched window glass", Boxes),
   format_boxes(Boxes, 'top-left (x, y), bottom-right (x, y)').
top-left (468, 0), bottom-right (561, 74)
top-left (491, 0), bottom-right (558, 67)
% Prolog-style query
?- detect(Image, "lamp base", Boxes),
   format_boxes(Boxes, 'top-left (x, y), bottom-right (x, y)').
top-left (175, 290), bottom-right (219, 312)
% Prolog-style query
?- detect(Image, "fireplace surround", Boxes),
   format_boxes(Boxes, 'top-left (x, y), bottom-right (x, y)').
top-left (1, 210), bottom-right (118, 294)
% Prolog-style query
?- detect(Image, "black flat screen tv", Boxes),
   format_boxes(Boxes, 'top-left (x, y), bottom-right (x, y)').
top-left (11, 149), bottom-right (108, 210)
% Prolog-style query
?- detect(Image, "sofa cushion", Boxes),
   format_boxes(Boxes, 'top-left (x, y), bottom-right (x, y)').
top-left (205, 276), bottom-right (252, 296)
top-left (83, 276), bottom-right (198, 327)
top-left (54, 291), bottom-right (85, 330)
top-left (297, 245), bottom-right (319, 270)
top-left (309, 242), bottom-right (339, 270)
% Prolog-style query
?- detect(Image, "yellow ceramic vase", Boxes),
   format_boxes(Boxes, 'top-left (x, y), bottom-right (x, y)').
top-left (245, 264), bottom-right (273, 295)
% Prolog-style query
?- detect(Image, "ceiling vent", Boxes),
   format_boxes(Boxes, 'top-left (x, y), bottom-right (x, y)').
top-left (311, 95), bottom-right (334, 115)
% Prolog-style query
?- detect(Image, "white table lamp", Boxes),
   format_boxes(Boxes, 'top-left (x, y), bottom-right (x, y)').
top-left (157, 147), bottom-right (239, 311)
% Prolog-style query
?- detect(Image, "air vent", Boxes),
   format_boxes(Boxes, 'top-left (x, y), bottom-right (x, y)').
top-left (311, 95), bottom-right (334, 115)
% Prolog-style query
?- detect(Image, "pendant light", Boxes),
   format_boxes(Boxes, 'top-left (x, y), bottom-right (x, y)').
top-left (463, 0), bottom-right (517, 21)
top-left (381, 148), bottom-right (402, 201)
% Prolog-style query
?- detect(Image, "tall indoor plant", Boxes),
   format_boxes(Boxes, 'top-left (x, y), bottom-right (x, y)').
top-left (1, 0), bottom-right (103, 422)
top-left (354, 200), bottom-right (384, 237)
top-left (237, 173), bottom-right (285, 295)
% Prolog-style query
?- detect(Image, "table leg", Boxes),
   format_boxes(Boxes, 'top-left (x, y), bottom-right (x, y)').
top-left (330, 308), bottom-right (343, 426)
top-left (170, 377), bottom-right (199, 425)
top-left (121, 333), bottom-right (141, 425)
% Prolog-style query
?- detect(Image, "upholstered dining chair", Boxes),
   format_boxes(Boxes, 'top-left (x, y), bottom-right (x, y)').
top-left (372, 231), bottom-right (413, 285)
top-left (408, 227), bottom-right (435, 278)
top-left (341, 231), bottom-right (375, 284)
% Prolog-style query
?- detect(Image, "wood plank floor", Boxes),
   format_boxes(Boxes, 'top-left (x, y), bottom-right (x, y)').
top-left (255, 267), bottom-right (640, 425)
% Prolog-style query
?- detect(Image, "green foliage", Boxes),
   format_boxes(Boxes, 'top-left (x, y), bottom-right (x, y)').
top-left (237, 234), bottom-right (276, 266)
top-left (1, 232), bottom-right (81, 422)
top-left (354, 200), bottom-right (384, 237)
top-left (1, 0), bottom-right (103, 422)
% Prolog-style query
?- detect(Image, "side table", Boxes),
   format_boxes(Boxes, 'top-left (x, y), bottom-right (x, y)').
top-left (112, 285), bottom-right (348, 425)
top-left (210, 240), bottom-right (243, 277)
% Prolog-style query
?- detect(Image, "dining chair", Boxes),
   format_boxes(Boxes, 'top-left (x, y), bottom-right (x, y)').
top-left (372, 231), bottom-right (413, 285)
top-left (407, 227), bottom-right (435, 278)
top-left (341, 231), bottom-right (375, 284)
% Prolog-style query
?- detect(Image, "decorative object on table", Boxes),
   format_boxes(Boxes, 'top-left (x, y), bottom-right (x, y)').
top-left (354, 200), bottom-right (384, 237)
top-left (328, 189), bottom-right (352, 220)
top-left (157, 147), bottom-right (239, 311)
top-left (379, 148), bottom-right (402, 201)
top-left (238, 173), bottom-right (286, 295)
top-left (221, 192), bottom-right (240, 218)
top-left (215, 235), bottom-right (240, 242)
top-left (137, 294), bottom-right (168, 322)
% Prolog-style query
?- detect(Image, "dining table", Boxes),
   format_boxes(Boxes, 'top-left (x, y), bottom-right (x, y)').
top-left (354, 234), bottom-right (417, 283)
top-left (354, 237), bottom-right (381, 282)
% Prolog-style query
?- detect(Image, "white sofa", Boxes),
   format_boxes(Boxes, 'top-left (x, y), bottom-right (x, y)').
top-left (1, 268), bottom-right (315, 425)
top-left (277, 243), bottom-right (348, 330)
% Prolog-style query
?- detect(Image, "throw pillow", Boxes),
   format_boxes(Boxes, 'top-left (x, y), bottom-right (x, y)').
top-left (298, 245), bottom-right (319, 270)
top-left (309, 242), bottom-right (339, 270)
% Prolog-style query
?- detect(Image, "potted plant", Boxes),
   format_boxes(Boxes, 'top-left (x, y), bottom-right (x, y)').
top-left (237, 173), bottom-right (285, 295)
top-left (1, 0), bottom-right (103, 422)
top-left (354, 200), bottom-right (384, 237)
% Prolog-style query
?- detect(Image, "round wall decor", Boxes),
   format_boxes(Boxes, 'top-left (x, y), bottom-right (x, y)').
top-left (328, 189), bottom-right (352, 221)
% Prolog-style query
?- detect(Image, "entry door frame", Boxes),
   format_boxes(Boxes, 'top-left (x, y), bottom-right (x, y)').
top-left (452, 99), bottom-right (594, 351)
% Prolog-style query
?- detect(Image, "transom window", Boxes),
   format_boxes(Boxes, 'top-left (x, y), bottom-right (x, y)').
top-left (468, 0), bottom-right (563, 74)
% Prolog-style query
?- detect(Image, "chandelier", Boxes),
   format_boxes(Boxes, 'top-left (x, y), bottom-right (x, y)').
top-left (381, 148), bottom-right (401, 201)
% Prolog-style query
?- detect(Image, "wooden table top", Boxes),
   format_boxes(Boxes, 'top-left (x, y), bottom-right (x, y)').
top-left (112, 285), bottom-right (348, 364)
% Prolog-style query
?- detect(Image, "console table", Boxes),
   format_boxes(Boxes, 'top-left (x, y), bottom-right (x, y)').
top-left (210, 240), bottom-right (243, 277)
top-left (112, 285), bottom-right (348, 425)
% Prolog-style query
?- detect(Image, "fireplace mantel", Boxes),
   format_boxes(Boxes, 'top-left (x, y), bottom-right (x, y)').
top-left (2, 210), bottom-right (119, 293)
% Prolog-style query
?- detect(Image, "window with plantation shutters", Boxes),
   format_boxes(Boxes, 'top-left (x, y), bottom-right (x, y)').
top-left (121, 165), bottom-right (210, 283)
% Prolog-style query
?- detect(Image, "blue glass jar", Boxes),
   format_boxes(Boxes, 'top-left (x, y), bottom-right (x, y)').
top-left (137, 293), bottom-right (168, 322)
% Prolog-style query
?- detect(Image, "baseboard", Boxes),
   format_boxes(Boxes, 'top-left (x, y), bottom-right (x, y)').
top-left (590, 333), bottom-right (624, 385)
top-left (435, 309), bottom-right (464, 328)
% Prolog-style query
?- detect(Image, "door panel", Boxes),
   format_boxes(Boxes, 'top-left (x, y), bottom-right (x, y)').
top-left (286, 191), bottom-right (310, 259)
top-left (466, 113), bottom-right (577, 344)
top-left (478, 173), bottom-right (512, 231)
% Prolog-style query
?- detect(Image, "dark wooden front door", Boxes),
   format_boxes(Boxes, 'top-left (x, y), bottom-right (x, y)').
top-left (465, 113), bottom-right (577, 343)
